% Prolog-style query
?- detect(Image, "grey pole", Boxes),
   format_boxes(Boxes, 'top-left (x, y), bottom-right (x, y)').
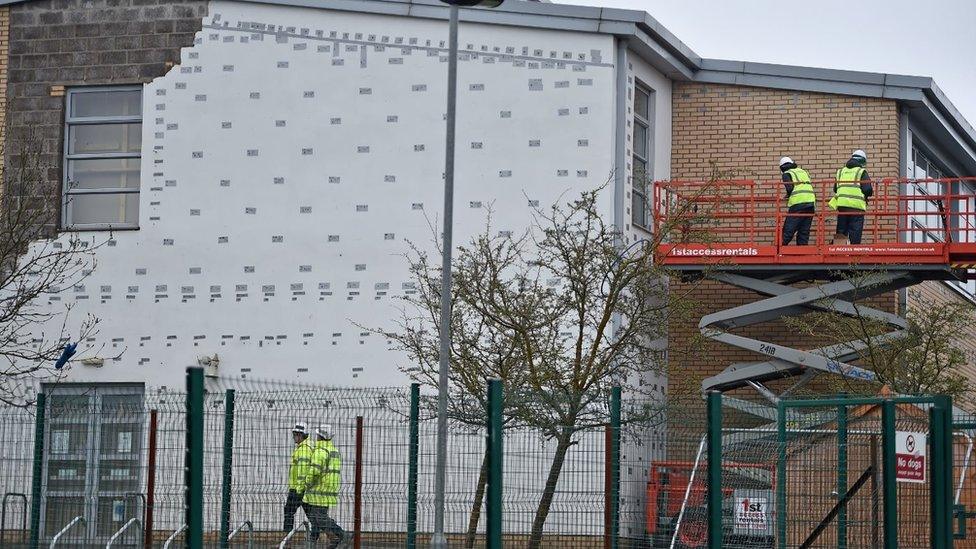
top-left (431, 4), bottom-right (460, 548)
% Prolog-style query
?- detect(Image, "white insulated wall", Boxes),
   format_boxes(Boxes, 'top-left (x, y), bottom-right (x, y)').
top-left (40, 1), bottom-right (623, 389)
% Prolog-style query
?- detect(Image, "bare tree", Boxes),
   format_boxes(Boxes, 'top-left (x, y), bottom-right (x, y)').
top-left (785, 271), bottom-right (974, 406)
top-left (0, 129), bottom-right (106, 406)
top-left (379, 181), bottom-right (714, 547)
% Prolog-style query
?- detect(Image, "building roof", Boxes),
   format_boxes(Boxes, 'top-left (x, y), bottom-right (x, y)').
top-left (3, 0), bottom-right (974, 171)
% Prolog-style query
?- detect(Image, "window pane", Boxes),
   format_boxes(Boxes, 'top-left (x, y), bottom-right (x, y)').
top-left (67, 158), bottom-right (140, 190)
top-left (633, 156), bottom-right (647, 183)
top-left (67, 193), bottom-right (139, 226)
top-left (69, 123), bottom-right (141, 154)
top-left (635, 87), bottom-right (650, 119)
top-left (632, 193), bottom-right (647, 227)
top-left (70, 89), bottom-right (141, 118)
top-left (634, 123), bottom-right (648, 155)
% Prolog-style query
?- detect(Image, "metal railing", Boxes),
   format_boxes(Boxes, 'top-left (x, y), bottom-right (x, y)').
top-left (1, 492), bottom-right (27, 545)
top-left (279, 520), bottom-right (309, 549)
top-left (49, 515), bottom-right (87, 548)
top-left (106, 517), bottom-right (142, 548)
top-left (228, 519), bottom-right (253, 549)
top-left (162, 524), bottom-right (187, 549)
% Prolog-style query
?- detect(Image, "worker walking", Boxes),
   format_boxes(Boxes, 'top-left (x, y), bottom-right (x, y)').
top-left (301, 424), bottom-right (347, 548)
top-left (284, 422), bottom-right (315, 532)
top-left (778, 156), bottom-right (815, 245)
top-left (830, 149), bottom-right (873, 245)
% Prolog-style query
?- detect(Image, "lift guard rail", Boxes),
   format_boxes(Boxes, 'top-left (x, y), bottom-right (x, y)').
top-left (652, 177), bottom-right (976, 269)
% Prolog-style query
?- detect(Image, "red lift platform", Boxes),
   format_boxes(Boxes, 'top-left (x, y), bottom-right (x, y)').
top-left (654, 177), bottom-right (976, 270)
top-left (651, 178), bottom-right (976, 399)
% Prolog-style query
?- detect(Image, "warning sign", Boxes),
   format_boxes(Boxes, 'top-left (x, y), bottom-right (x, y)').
top-left (734, 497), bottom-right (768, 531)
top-left (895, 431), bottom-right (927, 484)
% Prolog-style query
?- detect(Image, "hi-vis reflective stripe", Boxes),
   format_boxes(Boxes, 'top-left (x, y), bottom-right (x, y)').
top-left (306, 490), bottom-right (339, 497)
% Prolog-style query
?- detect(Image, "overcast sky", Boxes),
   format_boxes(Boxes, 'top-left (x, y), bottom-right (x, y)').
top-left (552, 0), bottom-right (976, 126)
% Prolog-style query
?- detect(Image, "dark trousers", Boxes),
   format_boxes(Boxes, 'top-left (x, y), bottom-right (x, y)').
top-left (283, 490), bottom-right (305, 532)
top-left (306, 504), bottom-right (345, 544)
top-left (836, 207), bottom-right (865, 244)
top-left (782, 206), bottom-right (814, 245)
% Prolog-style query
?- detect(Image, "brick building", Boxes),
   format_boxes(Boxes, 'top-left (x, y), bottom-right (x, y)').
top-left (666, 74), bottom-right (976, 401)
top-left (1, 0), bottom-right (975, 543)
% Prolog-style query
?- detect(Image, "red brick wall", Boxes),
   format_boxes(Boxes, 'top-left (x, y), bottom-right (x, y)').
top-left (668, 83), bottom-right (901, 395)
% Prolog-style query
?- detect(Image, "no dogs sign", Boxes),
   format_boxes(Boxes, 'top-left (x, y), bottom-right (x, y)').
top-left (895, 431), bottom-right (927, 483)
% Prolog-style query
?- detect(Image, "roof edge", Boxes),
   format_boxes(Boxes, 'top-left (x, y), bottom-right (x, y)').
top-left (695, 58), bottom-right (976, 167)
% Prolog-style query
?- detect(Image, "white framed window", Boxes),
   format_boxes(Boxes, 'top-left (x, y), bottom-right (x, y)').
top-left (908, 142), bottom-right (976, 299)
top-left (907, 145), bottom-right (949, 243)
top-left (632, 84), bottom-right (652, 229)
top-left (63, 87), bottom-right (142, 229)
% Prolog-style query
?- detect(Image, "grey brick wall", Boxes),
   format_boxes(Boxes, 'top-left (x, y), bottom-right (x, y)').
top-left (5, 0), bottom-right (208, 229)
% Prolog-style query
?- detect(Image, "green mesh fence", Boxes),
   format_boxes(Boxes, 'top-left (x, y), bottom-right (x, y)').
top-left (1, 377), bottom-right (969, 548)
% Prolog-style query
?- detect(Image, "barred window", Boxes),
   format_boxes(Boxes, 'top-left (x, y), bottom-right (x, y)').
top-left (632, 84), bottom-right (652, 228)
top-left (63, 87), bottom-right (142, 229)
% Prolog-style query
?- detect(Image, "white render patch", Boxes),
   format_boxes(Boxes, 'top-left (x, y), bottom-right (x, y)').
top-left (25, 1), bottom-right (616, 390)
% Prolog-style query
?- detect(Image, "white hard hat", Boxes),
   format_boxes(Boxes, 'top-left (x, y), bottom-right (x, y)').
top-left (779, 156), bottom-right (794, 167)
top-left (852, 149), bottom-right (867, 160)
top-left (292, 422), bottom-right (309, 435)
top-left (316, 424), bottom-right (333, 440)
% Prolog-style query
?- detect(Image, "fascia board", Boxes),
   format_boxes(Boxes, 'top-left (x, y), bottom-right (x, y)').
top-left (925, 81), bottom-right (976, 152)
top-left (630, 27), bottom-right (695, 80)
top-left (918, 94), bottom-right (976, 171)
top-left (637, 13), bottom-right (702, 68)
top-left (694, 71), bottom-right (887, 98)
top-left (739, 61), bottom-right (886, 85)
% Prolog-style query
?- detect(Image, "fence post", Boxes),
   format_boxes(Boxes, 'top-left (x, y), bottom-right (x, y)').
top-left (186, 367), bottom-right (204, 549)
top-left (931, 402), bottom-right (947, 549)
top-left (145, 409), bottom-right (158, 549)
top-left (937, 395), bottom-right (954, 549)
top-left (837, 397), bottom-right (848, 549)
top-left (706, 391), bottom-right (722, 549)
top-left (776, 400), bottom-right (787, 549)
top-left (944, 396), bottom-right (954, 549)
top-left (486, 379), bottom-right (503, 549)
top-left (407, 383), bottom-right (419, 549)
top-left (28, 392), bottom-right (46, 549)
top-left (609, 386), bottom-right (620, 549)
top-left (219, 389), bottom-right (235, 549)
top-left (604, 423), bottom-right (611, 549)
top-left (881, 399), bottom-right (897, 549)
top-left (354, 416), bottom-right (364, 549)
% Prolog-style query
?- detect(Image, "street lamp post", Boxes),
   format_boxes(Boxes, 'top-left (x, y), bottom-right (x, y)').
top-left (433, 1), bottom-right (503, 547)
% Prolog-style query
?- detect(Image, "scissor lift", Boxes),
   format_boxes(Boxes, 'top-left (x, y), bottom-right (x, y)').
top-left (653, 177), bottom-right (976, 402)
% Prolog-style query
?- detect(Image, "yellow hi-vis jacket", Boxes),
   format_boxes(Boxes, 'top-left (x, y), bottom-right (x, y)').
top-left (832, 166), bottom-right (868, 211)
top-left (288, 439), bottom-right (315, 492)
top-left (785, 167), bottom-right (815, 208)
top-left (303, 439), bottom-right (341, 507)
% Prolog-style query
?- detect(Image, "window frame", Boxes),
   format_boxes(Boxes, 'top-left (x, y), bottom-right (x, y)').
top-left (62, 85), bottom-right (143, 231)
top-left (908, 140), bottom-right (976, 300)
top-left (631, 83), bottom-right (653, 230)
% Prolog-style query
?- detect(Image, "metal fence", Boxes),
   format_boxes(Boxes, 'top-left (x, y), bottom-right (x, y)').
top-left (1, 375), bottom-right (970, 548)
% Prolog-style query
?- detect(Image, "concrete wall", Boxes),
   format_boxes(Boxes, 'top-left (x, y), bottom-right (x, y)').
top-left (10, 0), bottom-right (634, 390)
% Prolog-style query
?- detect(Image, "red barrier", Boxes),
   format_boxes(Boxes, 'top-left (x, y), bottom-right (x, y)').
top-left (652, 177), bottom-right (976, 268)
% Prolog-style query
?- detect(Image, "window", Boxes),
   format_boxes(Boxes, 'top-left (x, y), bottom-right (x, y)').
top-left (908, 141), bottom-right (976, 299)
top-left (907, 145), bottom-right (948, 243)
top-left (43, 385), bottom-right (144, 544)
top-left (63, 87), bottom-right (142, 229)
top-left (632, 84), bottom-right (652, 228)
